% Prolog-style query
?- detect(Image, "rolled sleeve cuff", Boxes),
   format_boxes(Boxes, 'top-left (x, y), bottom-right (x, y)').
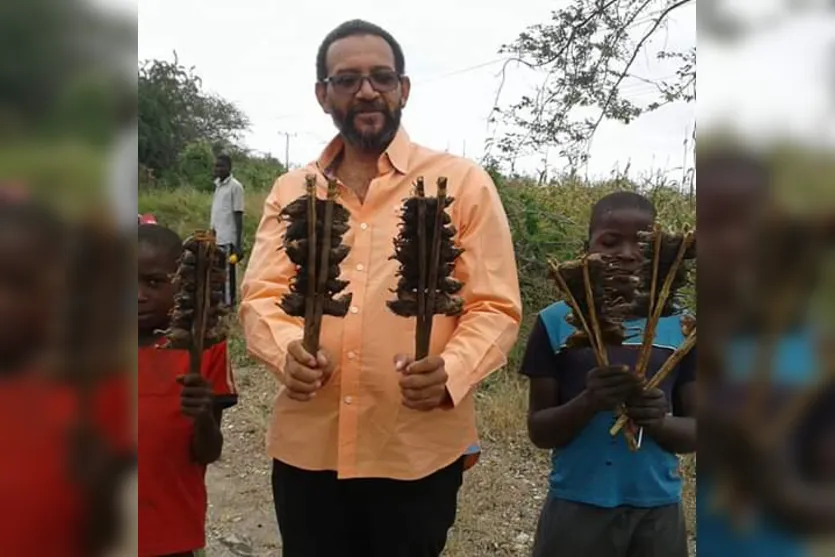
top-left (443, 353), bottom-right (471, 407)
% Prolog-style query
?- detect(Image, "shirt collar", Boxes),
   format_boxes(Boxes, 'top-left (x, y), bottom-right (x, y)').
top-left (215, 173), bottom-right (234, 186)
top-left (317, 126), bottom-right (411, 177)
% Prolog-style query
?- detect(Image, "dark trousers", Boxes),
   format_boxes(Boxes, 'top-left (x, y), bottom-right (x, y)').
top-left (219, 244), bottom-right (237, 307)
top-left (272, 458), bottom-right (464, 557)
top-left (531, 497), bottom-right (688, 557)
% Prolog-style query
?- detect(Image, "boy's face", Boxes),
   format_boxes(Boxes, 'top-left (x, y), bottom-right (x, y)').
top-left (588, 208), bottom-right (654, 272)
top-left (137, 243), bottom-right (177, 333)
top-left (0, 226), bottom-right (58, 368)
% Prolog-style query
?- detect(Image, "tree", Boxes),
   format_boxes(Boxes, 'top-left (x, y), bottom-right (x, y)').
top-left (138, 54), bottom-right (250, 178)
top-left (488, 0), bottom-right (695, 171)
top-left (0, 0), bottom-right (134, 141)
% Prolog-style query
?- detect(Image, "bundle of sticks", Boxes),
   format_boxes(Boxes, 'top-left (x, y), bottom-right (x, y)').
top-left (388, 177), bottom-right (464, 359)
top-left (548, 252), bottom-right (646, 448)
top-left (548, 224), bottom-right (697, 451)
top-left (161, 230), bottom-right (229, 377)
top-left (278, 175), bottom-right (353, 354)
top-left (608, 225), bottom-right (697, 444)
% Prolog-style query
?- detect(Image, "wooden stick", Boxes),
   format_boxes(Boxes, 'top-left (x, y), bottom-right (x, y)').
top-left (415, 179), bottom-right (429, 360)
top-left (635, 231), bottom-right (695, 378)
top-left (420, 177), bottom-right (447, 360)
top-left (582, 256), bottom-right (608, 366)
top-left (309, 179), bottom-right (337, 356)
top-left (648, 225), bottom-right (663, 319)
top-left (187, 232), bottom-right (216, 377)
top-left (302, 176), bottom-right (318, 355)
top-left (548, 259), bottom-right (602, 365)
top-left (610, 328), bottom-right (697, 436)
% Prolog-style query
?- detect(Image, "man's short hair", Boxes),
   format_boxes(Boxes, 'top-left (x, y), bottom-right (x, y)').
top-left (216, 154), bottom-right (232, 169)
top-left (316, 19), bottom-right (405, 82)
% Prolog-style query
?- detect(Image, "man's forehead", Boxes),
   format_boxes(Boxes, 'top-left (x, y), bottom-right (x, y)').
top-left (326, 34), bottom-right (395, 72)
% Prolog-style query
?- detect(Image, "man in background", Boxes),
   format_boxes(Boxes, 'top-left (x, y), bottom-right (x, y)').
top-left (210, 154), bottom-right (245, 307)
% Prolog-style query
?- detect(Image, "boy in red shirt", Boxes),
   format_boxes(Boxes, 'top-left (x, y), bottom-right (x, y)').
top-left (0, 199), bottom-right (133, 557)
top-left (138, 224), bottom-right (238, 557)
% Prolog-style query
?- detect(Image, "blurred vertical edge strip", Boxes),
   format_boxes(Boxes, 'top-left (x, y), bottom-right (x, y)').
top-left (698, 2), bottom-right (835, 556)
top-left (0, 0), bottom-right (138, 555)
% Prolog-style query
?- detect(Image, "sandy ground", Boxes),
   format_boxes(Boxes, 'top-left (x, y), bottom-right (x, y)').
top-left (203, 366), bottom-right (696, 556)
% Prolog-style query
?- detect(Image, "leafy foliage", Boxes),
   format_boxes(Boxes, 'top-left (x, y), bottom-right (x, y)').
top-left (490, 0), bottom-right (695, 170)
top-left (0, 0), bottom-right (134, 142)
top-left (138, 56), bottom-right (286, 190)
top-left (138, 55), bottom-right (250, 179)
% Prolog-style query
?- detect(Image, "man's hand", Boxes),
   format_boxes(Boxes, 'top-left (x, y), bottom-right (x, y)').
top-left (232, 244), bottom-right (245, 262)
top-left (585, 365), bottom-right (641, 411)
top-left (177, 374), bottom-right (214, 419)
top-left (284, 340), bottom-right (334, 402)
top-left (394, 354), bottom-right (451, 411)
top-left (625, 388), bottom-right (670, 432)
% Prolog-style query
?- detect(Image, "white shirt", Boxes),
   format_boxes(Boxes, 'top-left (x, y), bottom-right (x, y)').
top-left (210, 174), bottom-right (244, 246)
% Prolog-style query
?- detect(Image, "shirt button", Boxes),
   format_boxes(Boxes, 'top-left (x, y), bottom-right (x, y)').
top-left (356, 264), bottom-right (364, 271)
top-left (360, 223), bottom-right (368, 230)
top-left (347, 351), bottom-right (356, 359)
top-left (350, 306), bottom-right (359, 314)
top-left (344, 396), bottom-right (353, 405)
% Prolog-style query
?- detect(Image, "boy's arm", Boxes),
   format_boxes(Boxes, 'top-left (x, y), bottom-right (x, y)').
top-left (189, 342), bottom-right (238, 465)
top-left (190, 408), bottom-right (223, 465)
top-left (523, 317), bottom-right (598, 449)
top-left (633, 348), bottom-right (697, 454)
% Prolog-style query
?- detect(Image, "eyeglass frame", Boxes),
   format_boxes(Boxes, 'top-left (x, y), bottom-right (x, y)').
top-left (321, 69), bottom-right (406, 96)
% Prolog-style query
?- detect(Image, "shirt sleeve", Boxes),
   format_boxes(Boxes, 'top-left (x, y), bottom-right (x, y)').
top-left (238, 176), bottom-right (304, 381)
top-left (440, 165), bottom-right (523, 407)
top-left (202, 341), bottom-right (238, 409)
top-left (519, 316), bottom-right (560, 379)
top-left (231, 182), bottom-right (245, 213)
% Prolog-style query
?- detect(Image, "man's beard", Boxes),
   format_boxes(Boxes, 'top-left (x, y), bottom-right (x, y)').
top-left (332, 104), bottom-right (401, 153)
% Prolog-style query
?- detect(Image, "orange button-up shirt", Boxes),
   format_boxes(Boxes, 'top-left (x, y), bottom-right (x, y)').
top-left (239, 127), bottom-right (522, 480)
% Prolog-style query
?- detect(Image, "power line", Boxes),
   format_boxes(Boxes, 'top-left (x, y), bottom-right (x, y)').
top-left (413, 58), bottom-right (507, 85)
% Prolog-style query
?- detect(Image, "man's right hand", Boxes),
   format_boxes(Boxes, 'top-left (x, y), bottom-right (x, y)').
top-left (585, 365), bottom-right (641, 411)
top-left (284, 341), bottom-right (335, 402)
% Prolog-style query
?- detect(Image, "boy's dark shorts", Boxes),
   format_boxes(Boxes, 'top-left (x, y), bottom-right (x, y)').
top-left (531, 497), bottom-right (689, 557)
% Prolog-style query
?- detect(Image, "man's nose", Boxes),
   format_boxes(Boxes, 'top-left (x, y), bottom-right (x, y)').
top-left (355, 78), bottom-right (379, 100)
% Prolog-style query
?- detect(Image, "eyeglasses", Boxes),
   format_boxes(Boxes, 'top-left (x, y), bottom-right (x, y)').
top-left (323, 69), bottom-right (402, 95)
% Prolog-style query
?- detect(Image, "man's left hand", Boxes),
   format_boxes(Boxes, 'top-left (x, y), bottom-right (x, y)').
top-left (625, 387), bottom-right (669, 432)
top-left (394, 354), bottom-right (451, 411)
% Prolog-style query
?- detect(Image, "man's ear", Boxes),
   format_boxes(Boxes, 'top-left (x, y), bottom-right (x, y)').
top-left (399, 76), bottom-right (411, 108)
top-left (315, 82), bottom-right (330, 114)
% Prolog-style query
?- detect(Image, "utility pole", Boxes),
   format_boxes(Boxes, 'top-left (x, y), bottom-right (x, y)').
top-left (279, 131), bottom-right (296, 171)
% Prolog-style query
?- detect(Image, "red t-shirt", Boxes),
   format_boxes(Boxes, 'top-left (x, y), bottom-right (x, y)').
top-left (0, 371), bottom-right (132, 557)
top-left (138, 340), bottom-right (237, 557)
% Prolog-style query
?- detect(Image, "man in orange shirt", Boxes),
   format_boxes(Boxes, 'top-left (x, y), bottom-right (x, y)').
top-left (240, 19), bottom-right (522, 557)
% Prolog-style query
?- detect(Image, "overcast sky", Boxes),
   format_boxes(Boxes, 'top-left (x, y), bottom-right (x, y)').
top-left (134, 0), bottom-right (698, 179)
top-left (133, 0), bottom-right (832, 179)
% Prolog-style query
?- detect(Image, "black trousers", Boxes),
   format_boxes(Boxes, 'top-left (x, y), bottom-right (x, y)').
top-left (272, 458), bottom-right (464, 557)
top-left (531, 497), bottom-right (688, 557)
top-left (219, 244), bottom-right (237, 307)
